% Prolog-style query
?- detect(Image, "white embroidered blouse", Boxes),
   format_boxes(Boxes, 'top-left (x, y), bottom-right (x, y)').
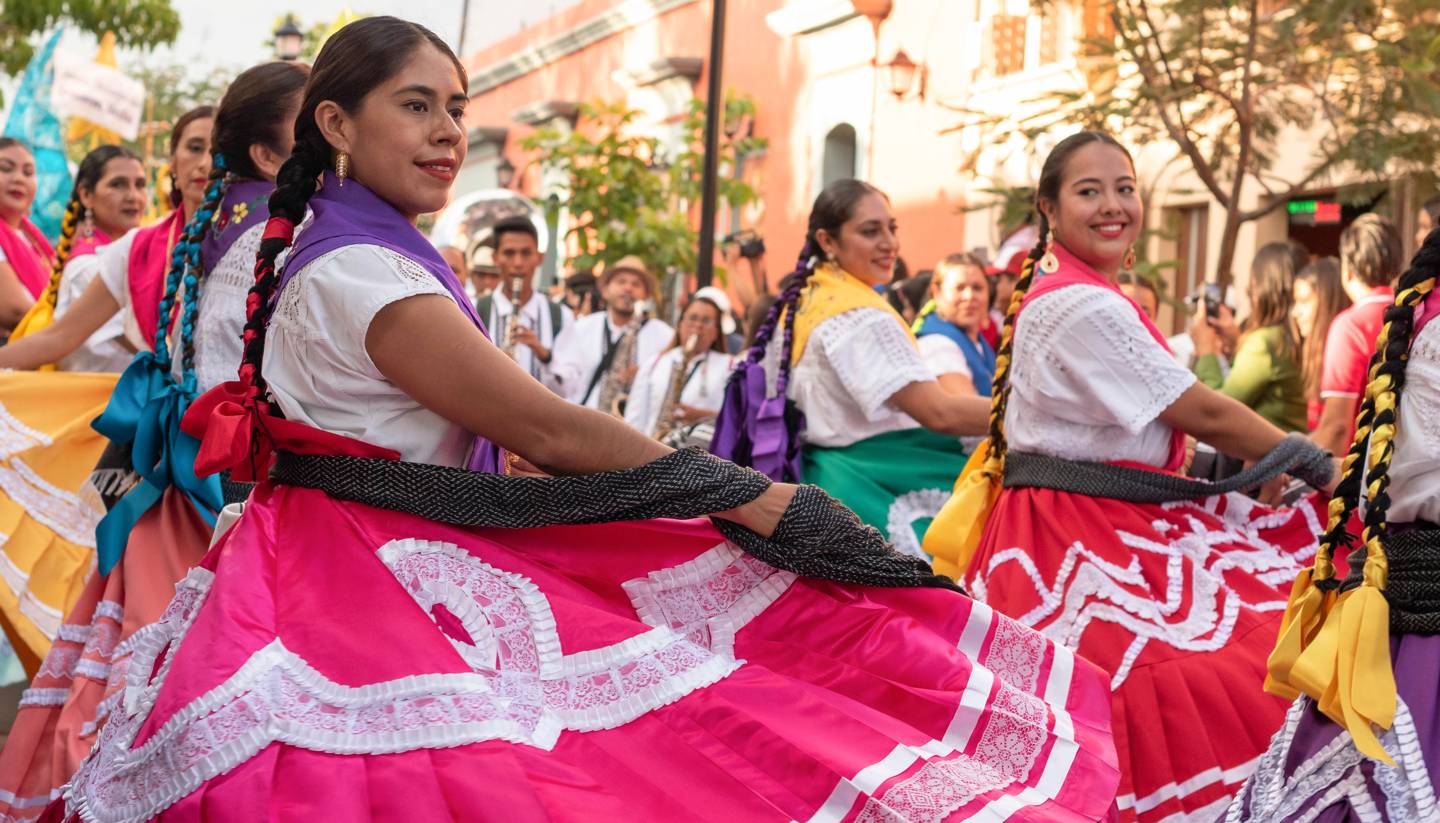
top-left (1004, 284), bottom-right (1196, 467)
top-left (56, 250), bottom-right (132, 373)
top-left (624, 347), bottom-right (733, 436)
top-left (92, 223), bottom-right (258, 393)
top-left (777, 307), bottom-right (936, 449)
top-left (1385, 317), bottom-right (1440, 524)
top-left (264, 243), bottom-right (472, 467)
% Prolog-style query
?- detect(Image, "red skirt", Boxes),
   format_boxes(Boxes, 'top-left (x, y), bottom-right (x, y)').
top-left (965, 484), bottom-right (1326, 822)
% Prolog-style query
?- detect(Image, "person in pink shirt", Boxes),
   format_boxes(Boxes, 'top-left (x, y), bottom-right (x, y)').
top-left (1312, 213), bottom-right (1403, 454)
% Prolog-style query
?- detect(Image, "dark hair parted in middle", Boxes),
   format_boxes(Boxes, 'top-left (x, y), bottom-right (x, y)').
top-left (239, 16), bottom-right (468, 413)
top-left (738, 178), bottom-right (887, 368)
top-left (32, 145), bottom-right (142, 312)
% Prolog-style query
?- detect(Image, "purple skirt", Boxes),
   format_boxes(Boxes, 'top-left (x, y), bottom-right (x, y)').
top-left (1226, 634), bottom-right (1440, 821)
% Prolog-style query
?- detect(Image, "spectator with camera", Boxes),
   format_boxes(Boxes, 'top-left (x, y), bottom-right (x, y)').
top-left (1190, 241), bottom-right (1309, 433)
top-left (1312, 213), bottom-right (1403, 454)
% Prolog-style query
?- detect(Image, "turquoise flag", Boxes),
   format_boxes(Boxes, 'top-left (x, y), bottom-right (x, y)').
top-left (4, 30), bottom-right (71, 241)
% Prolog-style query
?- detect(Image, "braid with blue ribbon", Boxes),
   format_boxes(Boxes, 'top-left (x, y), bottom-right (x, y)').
top-left (90, 155), bottom-right (230, 574)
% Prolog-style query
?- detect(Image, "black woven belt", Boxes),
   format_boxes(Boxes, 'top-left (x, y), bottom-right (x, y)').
top-left (1003, 432), bottom-right (1332, 504)
top-left (270, 447), bottom-right (959, 592)
top-left (1337, 528), bottom-right (1440, 635)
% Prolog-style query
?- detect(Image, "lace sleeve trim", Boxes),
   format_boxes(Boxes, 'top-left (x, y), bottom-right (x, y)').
top-left (813, 308), bottom-right (934, 417)
top-left (1015, 286), bottom-right (1195, 432)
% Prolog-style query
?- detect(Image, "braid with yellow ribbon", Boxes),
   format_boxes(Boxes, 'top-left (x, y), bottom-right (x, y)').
top-left (7, 194), bottom-right (83, 366)
top-left (922, 215), bottom-right (1045, 578)
top-left (1266, 228), bottom-right (1440, 764)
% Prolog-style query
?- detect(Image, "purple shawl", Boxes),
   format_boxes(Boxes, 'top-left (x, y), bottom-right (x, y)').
top-left (202, 179), bottom-right (274, 270)
top-left (275, 173), bottom-right (499, 473)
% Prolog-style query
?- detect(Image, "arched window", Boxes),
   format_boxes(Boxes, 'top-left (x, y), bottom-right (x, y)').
top-left (822, 124), bottom-right (858, 186)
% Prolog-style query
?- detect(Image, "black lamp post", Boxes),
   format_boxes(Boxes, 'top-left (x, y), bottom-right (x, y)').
top-left (695, 0), bottom-right (728, 288)
top-left (274, 16), bottom-right (304, 61)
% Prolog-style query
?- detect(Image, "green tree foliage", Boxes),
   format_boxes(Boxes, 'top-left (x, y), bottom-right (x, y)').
top-left (521, 95), bottom-right (766, 297)
top-left (971, 0), bottom-right (1440, 286)
top-left (0, 0), bottom-right (179, 76)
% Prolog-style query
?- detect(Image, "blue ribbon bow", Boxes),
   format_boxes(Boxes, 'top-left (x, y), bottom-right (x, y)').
top-left (91, 352), bottom-right (221, 574)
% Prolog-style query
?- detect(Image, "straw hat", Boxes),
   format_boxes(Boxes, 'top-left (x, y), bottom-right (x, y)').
top-left (600, 255), bottom-right (657, 298)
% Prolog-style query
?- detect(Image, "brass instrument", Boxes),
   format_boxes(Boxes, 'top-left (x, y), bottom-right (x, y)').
top-left (599, 308), bottom-right (644, 417)
top-left (653, 334), bottom-right (699, 440)
top-left (500, 275), bottom-right (525, 359)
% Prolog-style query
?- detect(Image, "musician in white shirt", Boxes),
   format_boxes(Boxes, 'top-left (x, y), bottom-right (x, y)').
top-left (625, 294), bottom-right (733, 438)
top-left (476, 216), bottom-right (573, 392)
top-left (550, 254), bottom-right (672, 409)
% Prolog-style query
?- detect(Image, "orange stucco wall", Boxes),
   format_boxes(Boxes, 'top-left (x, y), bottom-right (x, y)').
top-left (464, 0), bottom-right (975, 305)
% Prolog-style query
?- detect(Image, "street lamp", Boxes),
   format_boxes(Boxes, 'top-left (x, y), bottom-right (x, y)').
top-left (884, 49), bottom-right (924, 100)
top-left (274, 16), bottom-right (304, 61)
top-left (495, 156), bottom-right (516, 189)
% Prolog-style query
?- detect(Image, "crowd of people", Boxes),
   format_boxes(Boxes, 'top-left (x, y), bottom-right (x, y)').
top-left (0, 14), bottom-right (1429, 823)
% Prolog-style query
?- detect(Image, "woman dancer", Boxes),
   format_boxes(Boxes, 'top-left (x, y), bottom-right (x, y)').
top-left (926, 132), bottom-right (1338, 822)
top-left (1193, 241), bottom-right (1309, 433)
top-left (0, 139), bottom-right (54, 331)
top-left (0, 117), bottom-right (214, 673)
top-left (913, 253), bottom-right (995, 397)
top-left (624, 294), bottom-right (732, 446)
top-left (714, 180), bottom-right (987, 559)
top-left (10, 145), bottom-right (147, 373)
top-left (57, 20), bottom-right (1120, 821)
top-left (1229, 230), bottom-right (1440, 822)
top-left (0, 147), bottom-right (145, 669)
top-left (1291, 257), bottom-right (1350, 431)
top-left (0, 63), bottom-right (309, 821)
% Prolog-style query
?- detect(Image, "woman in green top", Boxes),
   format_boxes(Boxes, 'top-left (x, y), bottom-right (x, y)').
top-left (1191, 240), bottom-right (1309, 432)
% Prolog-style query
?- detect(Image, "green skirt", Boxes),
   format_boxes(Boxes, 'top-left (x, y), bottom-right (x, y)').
top-left (802, 427), bottom-right (968, 560)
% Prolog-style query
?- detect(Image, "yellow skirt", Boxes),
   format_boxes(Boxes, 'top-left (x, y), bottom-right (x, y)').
top-left (0, 371), bottom-right (116, 674)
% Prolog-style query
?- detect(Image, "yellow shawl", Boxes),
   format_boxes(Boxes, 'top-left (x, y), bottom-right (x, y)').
top-left (789, 263), bottom-right (912, 365)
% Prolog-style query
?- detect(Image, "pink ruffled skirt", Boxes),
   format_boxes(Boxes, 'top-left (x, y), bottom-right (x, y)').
top-left (60, 481), bottom-right (1122, 822)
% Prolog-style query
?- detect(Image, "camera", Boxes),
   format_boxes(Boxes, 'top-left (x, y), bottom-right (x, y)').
top-left (723, 230), bottom-right (766, 260)
top-left (1184, 283), bottom-right (1223, 319)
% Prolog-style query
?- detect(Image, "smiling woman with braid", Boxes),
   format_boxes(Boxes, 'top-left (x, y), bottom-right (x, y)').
top-left (0, 62), bottom-right (309, 822)
top-left (926, 131), bottom-right (1341, 822)
top-left (1230, 229), bottom-right (1440, 821)
top-left (52, 19), bottom-right (1124, 821)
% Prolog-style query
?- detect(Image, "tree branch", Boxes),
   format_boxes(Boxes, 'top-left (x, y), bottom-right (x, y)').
top-left (1119, 0), bottom-right (1233, 207)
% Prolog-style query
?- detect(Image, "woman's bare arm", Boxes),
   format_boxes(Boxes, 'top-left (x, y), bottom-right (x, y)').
top-left (367, 295), bottom-right (793, 534)
top-left (1158, 382), bottom-right (1285, 462)
top-left (0, 263), bottom-right (35, 331)
top-left (889, 380), bottom-right (989, 437)
top-left (0, 277), bottom-right (119, 368)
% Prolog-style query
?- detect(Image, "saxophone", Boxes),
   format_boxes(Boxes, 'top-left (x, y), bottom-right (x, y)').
top-left (598, 309), bottom-right (644, 417)
top-left (652, 334), bottom-right (699, 440)
top-left (500, 275), bottom-right (525, 359)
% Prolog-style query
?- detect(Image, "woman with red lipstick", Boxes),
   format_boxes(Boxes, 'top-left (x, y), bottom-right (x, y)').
top-left (55, 20), bottom-right (1122, 821)
top-left (0, 138), bottom-right (55, 333)
top-left (926, 131), bottom-right (1341, 822)
top-left (0, 107), bottom-right (215, 374)
top-left (9, 144), bottom-right (147, 372)
top-left (714, 180), bottom-right (988, 560)
top-left (0, 63), bottom-right (311, 821)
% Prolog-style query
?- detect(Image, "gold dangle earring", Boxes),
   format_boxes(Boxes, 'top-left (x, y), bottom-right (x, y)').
top-left (1038, 229), bottom-right (1060, 274)
top-left (335, 151), bottom-right (350, 187)
top-left (1123, 245), bottom-right (1137, 271)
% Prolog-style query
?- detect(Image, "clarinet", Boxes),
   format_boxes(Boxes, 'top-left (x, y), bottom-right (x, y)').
top-left (501, 275), bottom-right (525, 359)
